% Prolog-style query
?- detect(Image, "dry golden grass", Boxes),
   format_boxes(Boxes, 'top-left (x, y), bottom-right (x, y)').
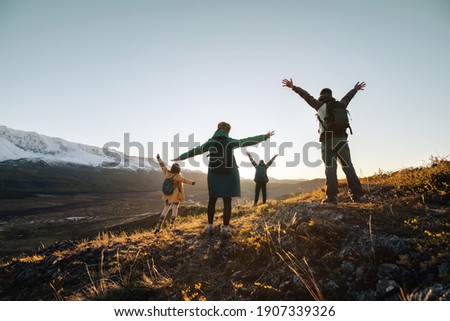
top-left (1, 157), bottom-right (448, 301)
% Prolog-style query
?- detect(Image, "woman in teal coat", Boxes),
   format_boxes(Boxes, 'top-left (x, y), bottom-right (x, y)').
top-left (174, 121), bottom-right (275, 236)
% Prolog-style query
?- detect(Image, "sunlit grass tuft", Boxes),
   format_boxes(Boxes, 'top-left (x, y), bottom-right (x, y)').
top-left (19, 254), bottom-right (45, 263)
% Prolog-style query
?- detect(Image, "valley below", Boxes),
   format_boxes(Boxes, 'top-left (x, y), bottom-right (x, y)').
top-left (0, 191), bottom-right (210, 259)
top-left (0, 156), bottom-right (325, 260)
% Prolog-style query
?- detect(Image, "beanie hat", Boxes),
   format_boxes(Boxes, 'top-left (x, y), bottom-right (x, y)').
top-left (320, 88), bottom-right (332, 96)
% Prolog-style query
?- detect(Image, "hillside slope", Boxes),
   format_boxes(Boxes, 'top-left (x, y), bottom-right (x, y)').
top-left (0, 158), bottom-right (448, 301)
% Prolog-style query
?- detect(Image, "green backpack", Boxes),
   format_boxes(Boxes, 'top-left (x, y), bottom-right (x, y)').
top-left (318, 100), bottom-right (353, 134)
top-left (254, 164), bottom-right (269, 183)
top-left (162, 174), bottom-right (178, 195)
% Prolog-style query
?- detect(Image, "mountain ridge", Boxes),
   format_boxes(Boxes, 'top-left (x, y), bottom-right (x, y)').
top-left (0, 125), bottom-right (325, 199)
top-left (0, 158), bottom-right (325, 200)
top-left (0, 125), bottom-right (154, 169)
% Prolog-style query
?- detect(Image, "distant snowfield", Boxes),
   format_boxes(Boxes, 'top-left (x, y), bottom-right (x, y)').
top-left (0, 125), bottom-right (155, 170)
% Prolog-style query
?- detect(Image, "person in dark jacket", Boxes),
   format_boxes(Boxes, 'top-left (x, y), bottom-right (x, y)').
top-left (246, 152), bottom-right (278, 206)
top-left (282, 78), bottom-right (366, 204)
top-left (174, 121), bottom-right (275, 236)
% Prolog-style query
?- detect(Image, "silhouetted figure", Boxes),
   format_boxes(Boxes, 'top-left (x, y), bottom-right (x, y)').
top-left (247, 152), bottom-right (278, 206)
top-left (282, 78), bottom-right (366, 204)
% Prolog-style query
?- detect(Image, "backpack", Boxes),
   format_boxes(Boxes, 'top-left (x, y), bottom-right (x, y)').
top-left (254, 164), bottom-right (269, 183)
top-left (162, 174), bottom-right (178, 195)
top-left (318, 100), bottom-right (353, 134)
top-left (208, 136), bottom-right (233, 174)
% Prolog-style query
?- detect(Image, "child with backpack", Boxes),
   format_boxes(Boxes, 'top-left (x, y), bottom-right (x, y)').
top-left (155, 154), bottom-right (195, 234)
top-left (247, 152), bottom-right (278, 206)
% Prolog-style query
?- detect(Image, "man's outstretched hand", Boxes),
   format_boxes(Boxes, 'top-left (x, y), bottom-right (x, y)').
top-left (354, 81), bottom-right (366, 91)
top-left (282, 78), bottom-right (294, 88)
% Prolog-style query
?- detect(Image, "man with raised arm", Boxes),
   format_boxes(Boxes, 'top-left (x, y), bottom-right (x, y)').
top-left (282, 78), bottom-right (366, 204)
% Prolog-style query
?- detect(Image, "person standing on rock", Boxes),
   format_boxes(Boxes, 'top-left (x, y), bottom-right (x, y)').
top-left (154, 154), bottom-right (195, 234)
top-left (246, 152), bottom-right (278, 206)
top-left (282, 78), bottom-right (366, 204)
top-left (173, 121), bottom-right (275, 237)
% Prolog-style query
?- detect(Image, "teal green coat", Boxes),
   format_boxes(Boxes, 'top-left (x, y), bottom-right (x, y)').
top-left (179, 129), bottom-right (268, 198)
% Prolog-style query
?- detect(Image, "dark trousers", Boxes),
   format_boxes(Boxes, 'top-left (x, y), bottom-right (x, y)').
top-left (254, 182), bottom-right (267, 205)
top-left (321, 136), bottom-right (363, 198)
top-left (208, 197), bottom-right (231, 225)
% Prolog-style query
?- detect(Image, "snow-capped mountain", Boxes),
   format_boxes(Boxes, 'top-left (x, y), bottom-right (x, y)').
top-left (0, 125), bottom-right (155, 169)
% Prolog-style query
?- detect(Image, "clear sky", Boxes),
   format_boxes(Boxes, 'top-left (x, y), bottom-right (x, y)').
top-left (1, 0), bottom-right (449, 180)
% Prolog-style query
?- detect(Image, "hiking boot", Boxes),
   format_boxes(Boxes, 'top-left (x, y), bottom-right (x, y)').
top-left (321, 197), bottom-right (338, 205)
top-left (220, 225), bottom-right (232, 237)
top-left (206, 224), bottom-right (214, 236)
top-left (351, 194), bottom-right (367, 203)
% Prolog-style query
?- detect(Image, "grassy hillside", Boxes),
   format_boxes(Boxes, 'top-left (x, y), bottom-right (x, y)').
top-left (0, 157), bottom-right (448, 300)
